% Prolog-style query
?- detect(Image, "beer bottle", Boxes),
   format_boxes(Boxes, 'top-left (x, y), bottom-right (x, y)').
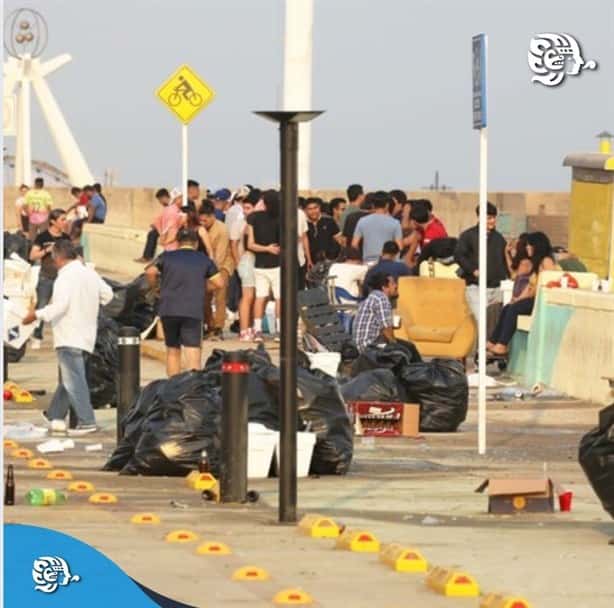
top-left (199, 450), bottom-right (210, 474)
top-left (4, 465), bottom-right (15, 506)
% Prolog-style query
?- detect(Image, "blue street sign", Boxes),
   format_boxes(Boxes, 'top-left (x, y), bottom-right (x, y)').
top-left (472, 33), bottom-right (487, 129)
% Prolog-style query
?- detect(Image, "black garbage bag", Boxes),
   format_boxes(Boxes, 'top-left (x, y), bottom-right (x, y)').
top-left (6, 342), bottom-right (27, 363)
top-left (399, 359), bottom-right (468, 432)
top-left (351, 340), bottom-right (422, 377)
top-left (340, 369), bottom-right (408, 403)
top-left (579, 406), bottom-right (614, 518)
top-left (3, 231), bottom-right (29, 260)
top-left (86, 316), bottom-right (119, 408)
top-left (104, 371), bottom-right (222, 477)
top-left (102, 274), bottom-right (157, 333)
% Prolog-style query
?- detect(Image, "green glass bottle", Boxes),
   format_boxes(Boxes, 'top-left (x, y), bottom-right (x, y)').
top-left (25, 488), bottom-right (67, 506)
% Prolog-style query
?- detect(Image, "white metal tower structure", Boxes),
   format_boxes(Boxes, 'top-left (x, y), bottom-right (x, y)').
top-left (283, 0), bottom-right (314, 191)
top-left (3, 8), bottom-right (94, 186)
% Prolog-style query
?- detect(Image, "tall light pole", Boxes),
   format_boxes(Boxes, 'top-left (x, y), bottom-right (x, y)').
top-left (283, 0), bottom-right (314, 191)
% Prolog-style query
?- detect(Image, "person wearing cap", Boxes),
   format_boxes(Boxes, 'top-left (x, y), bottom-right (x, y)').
top-left (159, 188), bottom-right (185, 251)
top-left (146, 228), bottom-right (224, 376)
top-left (212, 188), bottom-right (231, 221)
top-left (454, 201), bottom-right (509, 325)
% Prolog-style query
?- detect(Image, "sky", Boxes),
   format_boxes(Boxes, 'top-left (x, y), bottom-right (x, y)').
top-left (4, 0), bottom-right (613, 191)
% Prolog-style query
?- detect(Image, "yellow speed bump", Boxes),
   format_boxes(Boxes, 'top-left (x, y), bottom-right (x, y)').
top-left (298, 513), bottom-right (341, 538)
top-left (88, 492), bottom-right (118, 505)
top-left (186, 470), bottom-right (218, 491)
top-left (68, 481), bottom-right (95, 493)
top-left (47, 469), bottom-right (73, 480)
top-left (273, 588), bottom-right (313, 605)
top-left (335, 528), bottom-right (380, 553)
top-left (28, 458), bottom-right (52, 469)
top-left (11, 448), bottom-right (33, 459)
top-left (196, 541), bottom-right (231, 555)
top-left (481, 593), bottom-right (532, 608)
top-left (165, 530), bottom-right (199, 543)
top-left (379, 543), bottom-right (428, 573)
top-left (14, 389), bottom-right (34, 403)
top-left (131, 513), bottom-right (161, 525)
top-left (426, 567), bottom-right (480, 597)
top-left (232, 566), bottom-right (270, 581)
top-left (4, 439), bottom-right (19, 450)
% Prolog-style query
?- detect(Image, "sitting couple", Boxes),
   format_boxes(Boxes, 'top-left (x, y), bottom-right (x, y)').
top-left (488, 231), bottom-right (557, 357)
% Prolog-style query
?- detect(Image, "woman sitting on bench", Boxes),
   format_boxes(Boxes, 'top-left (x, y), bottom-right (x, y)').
top-left (488, 232), bottom-right (557, 357)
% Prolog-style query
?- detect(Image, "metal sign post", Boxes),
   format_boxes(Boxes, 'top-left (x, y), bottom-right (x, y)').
top-left (254, 110), bottom-right (323, 523)
top-left (156, 64), bottom-right (216, 203)
top-left (473, 33), bottom-right (488, 455)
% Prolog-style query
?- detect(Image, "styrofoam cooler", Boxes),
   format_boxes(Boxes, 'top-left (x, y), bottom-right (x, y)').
top-left (247, 423), bottom-right (278, 479)
top-left (306, 352), bottom-right (341, 378)
top-left (275, 432), bottom-right (317, 478)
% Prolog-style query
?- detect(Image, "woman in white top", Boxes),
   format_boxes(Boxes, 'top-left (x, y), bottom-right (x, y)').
top-left (328, 246), bottom-right (368, 303)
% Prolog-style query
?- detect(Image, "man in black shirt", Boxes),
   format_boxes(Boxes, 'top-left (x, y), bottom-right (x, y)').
top-left (146, 229), bottom-right (223, 376)
top-left (454, 202), bottom-right (509, 323)
top-left (305, 198), bottom-right (341, 262)
top-left (29, 208), bottom-right (71, 348)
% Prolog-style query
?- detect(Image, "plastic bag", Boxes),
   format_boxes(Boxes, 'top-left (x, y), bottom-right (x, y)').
top-left (400, 359), bottom-right (468, 432)
top-left (340, 369), bottom-right (408, 403)
top-left (6, 342), bottom-right (27, 363)
top-left (104, 371), bottom-right (222, 476)
top-left (351, 340), bottom-right (422, 377)
top-left (3, 231), bottom-right (29, 260)
top-left (579, 407), bottom-right (614, 518)
top-left (86, 316), bottom-right (119, 408)
top-left (102, 274), bottom-right (157, 333)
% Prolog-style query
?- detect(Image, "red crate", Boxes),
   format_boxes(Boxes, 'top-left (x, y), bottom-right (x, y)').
top-left (348, 401), bottom-right (420, 437)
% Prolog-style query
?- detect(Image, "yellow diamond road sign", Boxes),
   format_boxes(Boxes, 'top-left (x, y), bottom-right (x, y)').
top-left (156, 64), bottom-right (215, 124)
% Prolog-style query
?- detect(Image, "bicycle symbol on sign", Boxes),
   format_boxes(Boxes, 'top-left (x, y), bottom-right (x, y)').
top-left (168, 76), bottom-right (203, 107)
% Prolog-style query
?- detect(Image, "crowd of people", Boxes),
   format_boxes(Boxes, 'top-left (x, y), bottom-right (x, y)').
top-left (136, 180), bottom-right (582, 370)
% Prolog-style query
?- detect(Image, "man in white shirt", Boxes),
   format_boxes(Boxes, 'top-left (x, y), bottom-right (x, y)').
top-left (23, 240), bottom-right (113, 435)
top-left (328, 247), bottom-right (369, 303)
top-left (297, 207), bottom-right (312, 290)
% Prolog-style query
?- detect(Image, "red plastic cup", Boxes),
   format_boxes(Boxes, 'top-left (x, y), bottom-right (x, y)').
top-left (558, 491), bottom-right (573, 512)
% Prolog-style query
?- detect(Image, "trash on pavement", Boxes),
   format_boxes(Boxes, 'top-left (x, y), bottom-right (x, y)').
top-left (3, 423), bottom-right (47, 440)
top-left (475, 478), bottom-right (555, 513)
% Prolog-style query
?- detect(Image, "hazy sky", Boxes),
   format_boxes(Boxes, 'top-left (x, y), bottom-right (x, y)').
top-left (4, 0), bottom-right (613, 190)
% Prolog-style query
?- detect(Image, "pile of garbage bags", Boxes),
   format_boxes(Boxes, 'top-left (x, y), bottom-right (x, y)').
top-left (579, 404), bottom-right (614, 518)
top-left (341, 343), bottom-right (468, 432)
top-left (105, 347), bottom-right (353, 477)
top-left (3, 231), bottom-right (29, 261)
top-left (87, 315), bottom-right (119, 408)
top-left (103, 274), bottom-right (157, 335)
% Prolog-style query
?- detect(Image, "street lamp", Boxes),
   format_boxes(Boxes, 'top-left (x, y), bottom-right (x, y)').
top-left (596, 131), bottom-right (613, 155)
top-left (254, 110), bottom-right (323, 523)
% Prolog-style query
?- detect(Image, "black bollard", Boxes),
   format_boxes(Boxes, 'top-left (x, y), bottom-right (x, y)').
top-left (220, 351), bottom-right (249, 503)
top-left (3, 346), bottom-right (8, 383)
top-left (117, 327), bottom-right (140, 442)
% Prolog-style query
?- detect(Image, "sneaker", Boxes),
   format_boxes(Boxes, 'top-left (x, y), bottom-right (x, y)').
top-left (273, 334), bottom-right (281, 343)
top-left (30, 338), bottom-right (42, 350)
top-left (252, 330), bottom-right (264, 343)
top-left (209, 328), bottom-right (224, 341)
top-left (239, 330), bottom-right (252, 342)
top-left (67, 424), bottom-right (97, 437)
top-left (133, 256), bottom-right (152, 264)
top-left (41, 412), bottom-right (67, 433)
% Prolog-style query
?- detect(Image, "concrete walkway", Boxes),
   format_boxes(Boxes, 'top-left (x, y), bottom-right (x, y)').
top-left (3, 336), bottom-right (613, 607)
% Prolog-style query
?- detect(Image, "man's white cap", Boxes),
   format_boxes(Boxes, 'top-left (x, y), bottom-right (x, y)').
top-left (169, 187), bottom-right (182, 201)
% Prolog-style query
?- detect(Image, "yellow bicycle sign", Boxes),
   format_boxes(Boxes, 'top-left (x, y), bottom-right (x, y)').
top-left (156, 64), bottom-right (215, 124)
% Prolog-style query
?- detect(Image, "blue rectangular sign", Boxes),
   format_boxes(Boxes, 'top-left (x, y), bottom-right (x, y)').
top-left (472, 33), bottom-right (487, 129)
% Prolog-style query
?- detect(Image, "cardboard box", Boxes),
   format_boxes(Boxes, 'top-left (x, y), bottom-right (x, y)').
top-left (475, 478), bottom-right (555, 514)
top-left (348, 402), bottom-right (420, 437)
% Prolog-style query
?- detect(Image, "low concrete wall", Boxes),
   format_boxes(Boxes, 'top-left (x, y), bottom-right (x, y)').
top-left (3, 186), bottom-right (570, 239)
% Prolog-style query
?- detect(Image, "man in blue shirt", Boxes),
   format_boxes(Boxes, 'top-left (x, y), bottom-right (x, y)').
top-left (85, 185), bottom-right (107, 224)
top-left (146, 229), bottom-right (223, 376)
top-left (353, 271), bottom-right (398, 353)
top-left (362, 241), bottom-right (410, 296)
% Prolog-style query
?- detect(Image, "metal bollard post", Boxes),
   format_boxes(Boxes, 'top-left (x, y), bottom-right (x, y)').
top-left (220, 351), bottom-right (249, 503)
top-left (3, 347), bottom-right (8, 383)
top-left (117, 327), bottom-right (140, 442)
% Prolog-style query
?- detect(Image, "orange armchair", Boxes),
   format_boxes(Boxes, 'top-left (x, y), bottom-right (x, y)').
top-left (394, 277), bottom-right (476, 359)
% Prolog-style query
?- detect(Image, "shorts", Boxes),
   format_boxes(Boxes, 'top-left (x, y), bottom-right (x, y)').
top-left (237, 254), bottom-right (255, 288)
top-left (254, 266), bottom-right (281, 299)
top-left (161, 316), bottom-right (202, 348)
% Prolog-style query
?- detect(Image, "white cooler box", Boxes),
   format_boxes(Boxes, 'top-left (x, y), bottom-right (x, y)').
top-left (247, 423), bottom-right (277, 479)
top-left (275, 431), bottom-right (317, 478)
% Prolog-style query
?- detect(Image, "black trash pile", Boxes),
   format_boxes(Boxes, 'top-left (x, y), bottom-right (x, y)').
top-left (579, 403), bottom-right (614, 519)
top-left (87, 315), bottom-right (119, 408)
top-left (104, 347), bottom-right (353, 477)
top-left (3, 231), bottom-right (30, 261)
top-left (341, 341), bottom-right (468, 432)
top-left (102, 274), bottom-right (157, 336)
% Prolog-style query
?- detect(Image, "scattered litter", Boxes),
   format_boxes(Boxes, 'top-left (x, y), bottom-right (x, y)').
top-left (3, 423), bottom-right (47, 440)
top-left (170, 500), bottom-right (189, 509)
top-left (467, 373), bottom-right (498, 388)
top-left (421, 515), bottom-right (440, 526)
top-left (85, 443), bottom-right (103, 452)
top-left (37, 438), bottom-right (74, 454)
